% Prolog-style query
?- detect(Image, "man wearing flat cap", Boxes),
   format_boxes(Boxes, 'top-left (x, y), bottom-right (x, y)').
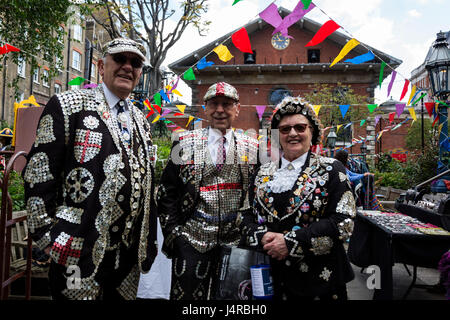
top-left (23, 37), bottom-right (158, 300)
top-left (157, 82), bottom-right (259, 299)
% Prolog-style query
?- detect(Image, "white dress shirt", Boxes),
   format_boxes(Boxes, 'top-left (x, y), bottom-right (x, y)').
top-left (102, 82), bottom-right (132, 134)
top-left (207, 127), bottom-right (234, 165)
top-left (266, 152), bottom-right (309, 193)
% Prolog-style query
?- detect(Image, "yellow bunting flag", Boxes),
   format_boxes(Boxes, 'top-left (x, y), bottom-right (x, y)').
top-left (330, 38), bottom-right (360, 67)
top-left (407, 85), bottom-right (417, 105)
top-left (213, 44), bottom-right (234, 62)
top-left (408, 107), bottom-right (417, 121)
top-left (152, 114), bottom-right (160, 123)
top-left (377, 131), bottom-right (384, 140)
top-left (166, 85), bottom-right (182, 97)
top-left (438, 123), bottom-right (444, 136)
top-left (336, 124), bottom-right (343, 133)
top-left (176, 105), bottom-right (186, 114)
top-left (313, 105), bottom-right (321, 116)
top-left (186, 116), bottom-right (194, 127)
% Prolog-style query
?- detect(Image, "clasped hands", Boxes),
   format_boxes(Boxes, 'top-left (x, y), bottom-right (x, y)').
top-left (261, 231), bottom-right (288, 260)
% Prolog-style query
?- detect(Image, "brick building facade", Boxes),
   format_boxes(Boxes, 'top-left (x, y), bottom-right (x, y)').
top-left (169, 7), bottom-right (403, 157)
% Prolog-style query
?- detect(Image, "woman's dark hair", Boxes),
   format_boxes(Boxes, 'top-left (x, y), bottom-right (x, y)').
top-left (334, 149), bottom-right (349, 166)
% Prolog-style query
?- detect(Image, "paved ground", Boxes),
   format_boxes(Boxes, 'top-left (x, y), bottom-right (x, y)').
top-left (347, 262), bottom-right (446, 300)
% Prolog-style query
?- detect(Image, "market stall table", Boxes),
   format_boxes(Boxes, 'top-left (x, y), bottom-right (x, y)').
top-left (348, 209), bottom-right (450, 300)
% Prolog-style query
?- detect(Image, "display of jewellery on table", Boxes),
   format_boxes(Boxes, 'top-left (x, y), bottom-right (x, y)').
top-left (359, 210), bottom-right (450, 236)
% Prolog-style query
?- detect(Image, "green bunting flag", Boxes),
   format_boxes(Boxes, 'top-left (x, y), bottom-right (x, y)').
top-left (378, 62), bottom-right (386, 88)
top-left (154, 92), bottom-right (162, 107)
top-left (360, 119), bottom-right (366, 127)
top-left (367, 104), bottom-right (378, 113)
top-left (232, 0), bottom-right (243, 5)
top-left (68, 76), bottom-right (86, 85)
top-left (183, 68), bottom-right (196, 81)
top-left (411, 92), bottom-right (427, 106)
top-left (436, 100), bottom-right (450, 108)
top-left (301, 0), bottom-right (312, 9)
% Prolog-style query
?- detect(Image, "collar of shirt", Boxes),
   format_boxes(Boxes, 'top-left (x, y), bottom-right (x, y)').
top-left (102, 82), bottom-right (129, 113)
top-left (280, 152), bottom-right (308, 171)
top-left (208, 127), bottom-right (234, 164)
top-left (208, 127), bottom-right (233, 147)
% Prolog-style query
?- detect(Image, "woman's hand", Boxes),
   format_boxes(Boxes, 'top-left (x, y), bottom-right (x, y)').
top-left (262, 232), bottom-right (288, 260)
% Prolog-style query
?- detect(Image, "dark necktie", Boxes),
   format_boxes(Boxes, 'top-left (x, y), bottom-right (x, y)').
top-left (117, 100), bottom-right (130, 146)
top-left (216, 136), bottom-right (226, 171)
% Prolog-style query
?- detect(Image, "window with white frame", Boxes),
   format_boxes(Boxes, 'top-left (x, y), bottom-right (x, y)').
top-left (43, 70), bottom-right (49, 87)
top-left (71, 85), bottom-right (81, 91)
top-left (73, 25), bottom-right (83, 42)
top-left (91, 62), bottom-right (96, 79)
top-left (54, 83), bottom-right (61, 94)
top-left (33, 68), bottom-right (39, 83)
top-left (72, 50), bottom-right (81, 70)
top-left (17, 57), bottom-right (26, 78)
top-left (16, 91), bottom-right (25, 103)
top-left (58, 26), bottom-right (65, 43)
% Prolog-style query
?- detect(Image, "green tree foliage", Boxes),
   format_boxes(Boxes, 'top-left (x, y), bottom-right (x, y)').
top-left (0, 0), bottom-right (84, 95)
top-left (405, 119), bottom-right (433, 151)
top-left (302, 83), bottom-right (371, 143)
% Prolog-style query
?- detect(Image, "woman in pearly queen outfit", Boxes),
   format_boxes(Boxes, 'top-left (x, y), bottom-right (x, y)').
top-left (237, 95), bottom-right (357, 300)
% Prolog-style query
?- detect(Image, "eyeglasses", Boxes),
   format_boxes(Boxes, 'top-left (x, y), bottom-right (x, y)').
top-left (111, 53), bottom-right (143, 69)
top-left (278, 123), bottom-right (312, 134)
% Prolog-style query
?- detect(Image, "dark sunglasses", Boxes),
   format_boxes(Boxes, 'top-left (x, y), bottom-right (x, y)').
top-left (111, 53), bottom-right (143, 69)
top-left (278, 123), bottom-right (312, 134)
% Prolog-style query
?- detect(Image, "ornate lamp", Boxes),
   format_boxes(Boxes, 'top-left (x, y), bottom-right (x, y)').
top-left (425, 31), bottom-right (450, 192)
top-left (327, 128), bottom-right (337, 157)
top-left (132, 64), bottom-right (152, 110)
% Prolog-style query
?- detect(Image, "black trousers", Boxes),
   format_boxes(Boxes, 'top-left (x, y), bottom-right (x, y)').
top-left (170, 237), bottom-right (221, 300)
top-left (48, 247), bottom-right (136, 300)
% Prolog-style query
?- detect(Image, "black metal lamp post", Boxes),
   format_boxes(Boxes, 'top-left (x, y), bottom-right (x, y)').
top-left (327, 128), bottom-right (337, 157)
top-left (425, 31), bottom-right (450, 193)
top-left (360, 141), bottom-right (367, 164)
top-left (132, 64), bottom-right (152, 110)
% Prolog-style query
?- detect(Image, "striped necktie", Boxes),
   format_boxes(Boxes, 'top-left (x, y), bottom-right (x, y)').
top-left (216, 136), bottom-right (226, 171)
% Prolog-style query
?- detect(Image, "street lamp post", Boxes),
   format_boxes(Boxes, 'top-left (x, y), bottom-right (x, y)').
top-left (425, 31), bottom-right (450, 193)
top-left (327, 128), bottom-right (337, 158)
top-left (132, 64), bottom-right (152, 110)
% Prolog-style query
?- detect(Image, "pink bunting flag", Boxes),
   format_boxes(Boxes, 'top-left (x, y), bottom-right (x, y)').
top-left (83, 83), bottom-right (98, 89)
top-left (168, 76), bottom-right (180, 93)
top-left (399, 79), bottom-right (410, 101)
top-left (375, 115), bottom-right (381, 126)
top-left (255, 105), bottom-right (266, 120)
top-left (306, 20), bottom-right (340, 47)
top-left (387, 71), bottom-right (397, 97)
top-left (161, 109), bottom-right (172, 117)
top-left (395, 103), bottom-right (406, 118)
top-left (231, 28), bottom-right (253, 53)
top-left (259, 1), bottom-right (315, 39)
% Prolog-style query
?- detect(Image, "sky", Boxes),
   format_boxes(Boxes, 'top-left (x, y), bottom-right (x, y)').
top-left (162, 0), bottom-right (450, 105)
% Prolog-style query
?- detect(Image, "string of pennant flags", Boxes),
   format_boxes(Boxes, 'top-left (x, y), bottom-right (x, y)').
top-left (1, 0), bottom-right (449, 140)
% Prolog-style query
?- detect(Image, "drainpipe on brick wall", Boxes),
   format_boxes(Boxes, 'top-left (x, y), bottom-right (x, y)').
top-left (1, 55), bottom-right (7, 120)
top-left (66, 27), bottom-right (72, 91)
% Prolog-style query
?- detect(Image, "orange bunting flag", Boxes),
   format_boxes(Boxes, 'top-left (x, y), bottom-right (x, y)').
top-left (330, 38), bottom-right (360, 67)
top-left (213, 44), bottom-right (234, 62)
top-left (400, 79), bottom-right (410, 101)
top-left (306, 20), bottom-right (340, 47)
top-left (231, 27), bottom-right (253, 53)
